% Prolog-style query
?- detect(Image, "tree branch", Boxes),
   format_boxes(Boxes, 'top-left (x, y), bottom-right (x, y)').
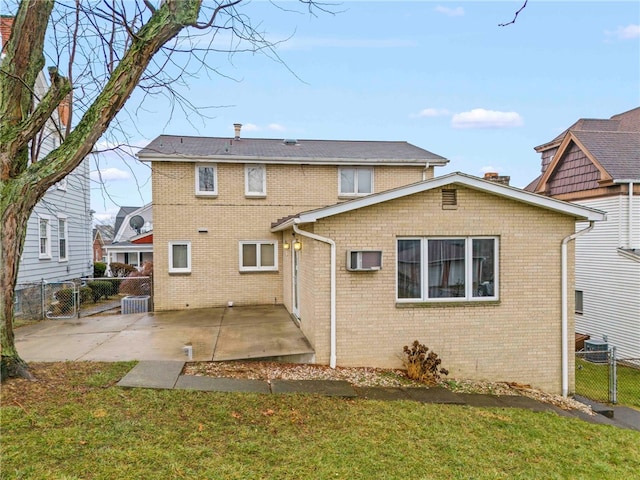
top-left (499, 0), bottom-right (528, 27)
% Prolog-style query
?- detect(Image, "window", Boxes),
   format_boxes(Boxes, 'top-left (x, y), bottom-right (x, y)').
top-left (195, 164), bottom-right (217, 195)
top-left (39, 216), bottom-right (51, 259)
top-left (339, 167), bottom-right (373, 196)
top-left (397, 237), bottom-right (498, 301)
top-left (575, 290), bottom-right (583, 314)
top-left (169, 241), bottom-right (191, 273)
top-left (239, 241), bottom-right (277, 272)
top-left (245, 164), bottom-right (266, 196)
top-left (58, 216), bottom-right (68, 261)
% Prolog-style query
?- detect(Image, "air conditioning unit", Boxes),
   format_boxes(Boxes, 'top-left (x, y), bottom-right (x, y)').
top-left (347, 250), bottom-right (382, 271)
top-left (121, 295), bottom-right (150, 314)
top-left (584, 339), bottom-right (608, 363)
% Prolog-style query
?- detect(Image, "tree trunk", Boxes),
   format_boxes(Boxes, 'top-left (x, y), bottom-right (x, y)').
top-left (1, 182), bottom-right (35, 380)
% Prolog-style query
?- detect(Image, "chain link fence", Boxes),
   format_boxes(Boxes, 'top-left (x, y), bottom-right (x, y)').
top-left (575, 348), bottom-right (640, 408)
top-left (14, 276), bottom-right (152, 321)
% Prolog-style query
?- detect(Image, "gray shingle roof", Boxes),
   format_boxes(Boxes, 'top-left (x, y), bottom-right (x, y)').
top-left (137, 135), bottom-right (448, 165)
top-left (573, 130), bottom-right (640, 180)
top-left (533, 107), bottom-right (640, 182)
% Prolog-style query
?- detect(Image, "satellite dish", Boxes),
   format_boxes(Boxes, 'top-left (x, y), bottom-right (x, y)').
top-left (129, 215), bottom-right (145, 234)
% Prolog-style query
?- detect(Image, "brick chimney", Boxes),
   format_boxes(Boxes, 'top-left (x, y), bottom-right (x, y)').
top-left (484, 172), bottom-right (510, 186)
top-left (57, 93), bottom-right (72, 128)
top-left (233, 123), bottom-right (242, 140)
top-left (1, 16), bottom-right (15, 57)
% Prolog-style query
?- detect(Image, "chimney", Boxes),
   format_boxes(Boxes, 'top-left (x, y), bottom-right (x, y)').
top-left (233, 123), bottom-right (242, 140)
top-left (1, 16), bottom-right (15, 57)
top-left (57, 93), bottom-right (72, 128)
top-left (483, 172), bottom-right (510, 186)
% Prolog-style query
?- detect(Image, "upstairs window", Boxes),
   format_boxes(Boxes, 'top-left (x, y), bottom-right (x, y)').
top-left (39, 217), bottom-right (51, 259)
top-left (239, 241), bottom-right (277, 272)
top-left (58, 216), bottom-right (68, 261)
top-left (245, 164), bottom-right (266, 196)
top-left (195, 164), bottom-right (217, 196)
top-left (397, 237), bottom-right (498, 302)
top-left (339, 167), bottom-right (373, 196)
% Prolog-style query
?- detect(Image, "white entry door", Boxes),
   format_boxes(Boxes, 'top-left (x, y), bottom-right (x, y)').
top-left (292, 248), bottom-right (300, 319)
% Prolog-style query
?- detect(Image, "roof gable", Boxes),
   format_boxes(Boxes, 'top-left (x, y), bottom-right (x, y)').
top-left (271, 172), bottom-right (605, 231)
top-left (138, 135), bottom-right (449, 167)
top-left (532, 107), bottom-right (640, 185)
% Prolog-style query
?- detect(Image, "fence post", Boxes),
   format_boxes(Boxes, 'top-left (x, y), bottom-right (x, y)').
top-left (609, 346), bottom-right (617, 404)
top-left (40, 279), bottom-right (45, 320)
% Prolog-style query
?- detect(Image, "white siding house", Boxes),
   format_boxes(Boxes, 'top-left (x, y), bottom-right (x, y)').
top-left (1, 19), bottom-right (93, 286)
top-left (527, 107), bottom-right (640, 362)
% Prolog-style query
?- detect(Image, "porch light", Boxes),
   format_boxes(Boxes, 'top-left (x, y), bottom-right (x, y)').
top-left (293, 240), bottom-right (302, 251)
top-left (283, 241), bottom-right (290, 250)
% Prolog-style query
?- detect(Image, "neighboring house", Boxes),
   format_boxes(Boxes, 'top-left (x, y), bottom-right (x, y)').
top-left (92, 225), bottom-right (114, 262)
top-left (1, 17), bottom-right (93, 288)
top-left (139, 127), bottom-right (605, 394)
top-left (104, 204), bottom-right (153, 271)
top-left (526, 107), bottom-right (640, 363)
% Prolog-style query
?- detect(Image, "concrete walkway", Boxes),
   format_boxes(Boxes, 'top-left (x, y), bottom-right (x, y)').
top-left (118, 361), bottom-right (640, 432)
top-left (15, 305), bottom-right (314, 363)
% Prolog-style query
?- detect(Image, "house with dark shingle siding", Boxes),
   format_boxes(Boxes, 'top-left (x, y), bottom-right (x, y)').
top-left (526, 107), bottom-right (640, 363)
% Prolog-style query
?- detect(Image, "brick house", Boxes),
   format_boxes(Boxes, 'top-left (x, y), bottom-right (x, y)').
top-left (526, 107), bottom-right (640, 363)
top-left (139, 127), bottom-right (605, 394)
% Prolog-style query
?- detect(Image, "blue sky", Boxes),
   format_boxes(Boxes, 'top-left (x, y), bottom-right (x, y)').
top-left (90, 1), bottom-right (640, 224)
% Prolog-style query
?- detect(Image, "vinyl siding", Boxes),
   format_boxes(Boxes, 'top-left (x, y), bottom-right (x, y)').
top-left (574, 195), bottom-right (640, 361)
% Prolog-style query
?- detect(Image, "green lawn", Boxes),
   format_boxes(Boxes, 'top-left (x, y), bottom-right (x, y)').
top-left (1, 362), bottom-right (639, 480)
top-left (576, 358), bottom-right (640, 408)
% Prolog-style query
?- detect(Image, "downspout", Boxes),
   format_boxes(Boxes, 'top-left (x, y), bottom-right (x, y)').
top-left (628, 182), bottom-right (634, 249)
top-left (293, 223), bottom-right (337, 368)
top-left (561, 221), bottom-right (595, 398)
top-left (422, 162), bottom-right (430, 181)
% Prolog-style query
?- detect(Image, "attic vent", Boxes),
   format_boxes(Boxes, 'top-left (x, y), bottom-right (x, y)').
top-left (283, 139), bottom-right (298, 145)
top-left (442, 189), bottom-right (457, 209)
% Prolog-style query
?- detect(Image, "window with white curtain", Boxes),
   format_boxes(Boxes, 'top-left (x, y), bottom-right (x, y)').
top-left (39, 216), bottom-right (51, 259)
top-left (339, 167), bottom-right (373, 196)
top-left (245, 164), bottom-right (266, 196)
top-left (169, 241), bottom-right (191, 273)
top-left (58, 216), bottom-right (68, 261)
top-left (397, 237), bottom-right (498, 301)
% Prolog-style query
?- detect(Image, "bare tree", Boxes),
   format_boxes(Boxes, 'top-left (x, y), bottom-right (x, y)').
top-left (0, 0), bottom-right (323, 379)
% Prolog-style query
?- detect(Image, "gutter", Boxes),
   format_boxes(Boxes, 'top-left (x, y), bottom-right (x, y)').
top-left (293, 223), bottom-right (337, 368)
top-left (613, 180), bottom-right (638, 249)
top-left (561, 221), bottom-right (595, 398)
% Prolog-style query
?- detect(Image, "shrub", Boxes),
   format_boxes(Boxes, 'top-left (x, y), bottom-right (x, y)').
top-left (109, 262), bottom-right (136, 277)
top-left (79, 286), bottom-right (93, 304)
top-left (402, 340), bottom-right (449, 385)
top-left (94, 262), bottom-right (107, 278)
top-left (53, 288), bottom-right (75, 314)
top-left (120, 262), bottom-right (152, 296)
top-left (87, 281), bottom-right (114, 302)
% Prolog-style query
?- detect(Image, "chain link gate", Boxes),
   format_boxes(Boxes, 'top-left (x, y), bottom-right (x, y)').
top-left (44, 281), bottom-right (78, 319)
top-left (575, 347), bottom-right (617, 404)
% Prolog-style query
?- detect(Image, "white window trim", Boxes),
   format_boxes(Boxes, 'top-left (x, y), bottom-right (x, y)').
top-left (338, 167), bottom-right (374, 197)
top-left (168, 241), bottom-right (191, 274)
top-left (195, 164), bottom-right (218, 196)
top-left (38, 216), bottom-right (51, 259)
top-left (396, 236), bottom-right (499, 303)
top-left (244, 164), bottom-right (266, 197)
top-left (239, 241), bottom-right (278, 272)
top-left (57, 214), bottom-right (68, 262)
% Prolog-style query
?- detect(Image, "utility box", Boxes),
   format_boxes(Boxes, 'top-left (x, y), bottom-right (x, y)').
top-left (584, 339), bottom-right (608, 363)
top-left (121, 295), bottom-right (150, 314)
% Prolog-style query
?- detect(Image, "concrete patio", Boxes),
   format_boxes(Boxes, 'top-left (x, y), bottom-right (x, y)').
top-left (15, 305), bottom-right (314, 363)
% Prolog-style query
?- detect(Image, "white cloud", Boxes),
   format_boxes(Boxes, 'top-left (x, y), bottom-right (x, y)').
top-left (435, 6), bottom-right (464, 17)
top-left (605, 24), bottom-right (640, 40)
top-left (268, 123), bottom-right (286, 132)
top-left (480, 166), bottom-right (502, 174)
top-left (90, 168), bottom-right (130, 182)
top-left (451, 109), bottom-right (524, 129)
top-left (93, 212), bottom-right (116, 224)
top-left (414, 108), bottom-right (450, 118)
top-left (241, 123), bottom-right (260, 132)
